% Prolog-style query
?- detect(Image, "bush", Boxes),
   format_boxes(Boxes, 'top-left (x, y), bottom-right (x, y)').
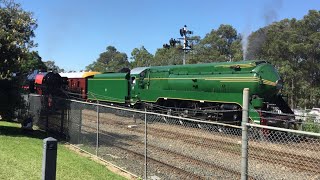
top-left (302, 118), bottom-right (320, 133)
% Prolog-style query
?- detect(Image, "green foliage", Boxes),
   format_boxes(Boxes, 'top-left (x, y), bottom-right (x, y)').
top-left (44, 60), bottom-right (64, 72)
top-left (20, 51), bottom-right (47, 73)
top-left (152, 24), bottom-right (243, 66)
top-left (86, 46), bottom-right (130, 72)
top-left (153, 47), bottom-right (183, 66)
top-left (0, 0), bottom-right (40, 120)
top-left (247, 10), bottom-right (320, 108)
top-left (130, 46), bottom-right (153, 68)
top-left (193, 24), bottom-right (243, 63)
top-left (0, 0), bottom-right (37, 79)
top-left (302, 119), bottom-right (320, 133)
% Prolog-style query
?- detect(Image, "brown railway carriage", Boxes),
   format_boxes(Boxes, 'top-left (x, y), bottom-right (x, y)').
top-left (59, 72), bottom-right (100, 99)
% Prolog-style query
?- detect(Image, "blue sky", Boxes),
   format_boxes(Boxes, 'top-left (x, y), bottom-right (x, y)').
top-left (16, 0), bottom-right (319, 71)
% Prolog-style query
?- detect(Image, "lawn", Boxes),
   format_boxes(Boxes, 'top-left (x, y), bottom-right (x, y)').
top-left (0, 121), bottom-right (127, 180)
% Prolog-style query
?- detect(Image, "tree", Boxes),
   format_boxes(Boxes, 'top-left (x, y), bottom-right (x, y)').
top-left (153, 35), bottom-right (201, 66)
top-left (193, 24), bottom-right (243, 63)
top-left (0, 0), bottom-right (37, 79)
top-left (86, 46), bottom-right (130, 72)
top-left (0, 0), bottom-right (38, 120)
top-left (130, 46), bottom-right (153, 68)
top-left (247, 10), bottom-right (320, 108)
top-left (44, 60), bottom-right (64, 72)
top-left (20, 51), bottom-right (47, 73)
top-left (153, 47), bottom-right (183, 66)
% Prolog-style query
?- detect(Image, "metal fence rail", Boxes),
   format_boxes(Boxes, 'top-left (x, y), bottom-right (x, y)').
top-left (26, 93), bottom-right (320, 180)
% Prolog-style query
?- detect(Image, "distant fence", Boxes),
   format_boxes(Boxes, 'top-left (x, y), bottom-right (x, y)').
top-left (26, 93), bottom-right (320, 180)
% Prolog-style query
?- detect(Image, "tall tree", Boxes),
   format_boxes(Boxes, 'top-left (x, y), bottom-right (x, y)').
top-left (86, 46), bottom-right (130, 72)
top-left (247, 10), bottom-right (320, 108)
top-left (44, 60), bottom-right (64, 72)
top-left (0, 0), bottom-right (37, 78)
top-left (0, 0), bottom-right (37, 120)
top-left (20, 51), bottom-right (47, 73)
top-left (153, 47), bottom-right (183, 66)
top-left (193, 24), bottom-right (243, 63)
top-left (130, 46), bottom-right (153, 68)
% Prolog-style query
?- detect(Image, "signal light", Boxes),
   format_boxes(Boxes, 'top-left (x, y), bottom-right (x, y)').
top-left (169, 38), bottom-right (175, 47)
top-left (163, 44), bottom-right (170, 49)
top-left (180, 25), bottom-right (188, 37)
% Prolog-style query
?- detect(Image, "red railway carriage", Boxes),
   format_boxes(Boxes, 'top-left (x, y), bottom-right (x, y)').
top-left (59, 72), bottom-right (100, 99)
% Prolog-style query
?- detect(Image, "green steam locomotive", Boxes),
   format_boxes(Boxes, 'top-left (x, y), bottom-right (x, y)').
top-left (87, 60), bottom-right (295, 127)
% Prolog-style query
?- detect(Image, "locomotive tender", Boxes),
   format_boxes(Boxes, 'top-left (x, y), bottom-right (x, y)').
top-left (86, 60), bottom-right (295, 127)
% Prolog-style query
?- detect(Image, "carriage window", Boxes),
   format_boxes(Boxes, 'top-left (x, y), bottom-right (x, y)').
top-left (77, 81), bottom-right (80, 87)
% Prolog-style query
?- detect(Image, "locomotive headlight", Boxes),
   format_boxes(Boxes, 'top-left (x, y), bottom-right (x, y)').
top-left (276, 79), bottom-right (283, 90)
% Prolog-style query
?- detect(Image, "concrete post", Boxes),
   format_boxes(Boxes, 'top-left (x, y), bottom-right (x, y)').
top-left (144, 108), bottom-right (147, 180)
top-left (241, 88), bottom-right (249, 180)
top-left (42, 137), bottom-right (58, 180)
top-left (96, 102), bottom-right (99, 156)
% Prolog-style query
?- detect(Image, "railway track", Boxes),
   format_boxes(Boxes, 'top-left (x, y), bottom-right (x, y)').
top-left (81, 127), bottom-right (205, 179)
top-left (81, 123), bottom-right (243, 179)
top-left (135, 125), bottom-right (320, 175)
top-left (99, 112), bottom-right (320, 173)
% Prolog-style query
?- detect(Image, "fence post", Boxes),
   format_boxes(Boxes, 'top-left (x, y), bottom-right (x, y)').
top-left (46, 109), bottom-right (49, 133)
top-left (241, 88), bottom-right (249, 180)
top-left (60, 109), bottom-right (64, 134)
top-left (144, 108), bottom-right (147, 180)
top-left (77, 108), bottom-right (82, 144)
top-left (96, 101), bottom-right (99, 156)
top-left (66, 108), bottom-right (70, 141)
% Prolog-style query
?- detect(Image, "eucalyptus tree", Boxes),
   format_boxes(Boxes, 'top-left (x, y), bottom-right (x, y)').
top-left (86, 46), bottom-right (130, 72)
top-left (130, 46), bottom-right (154, 68)
top-left (194, 24), bottom-right (243, 63)
top-left (0, 0), bottom-right (37, 78)
top-left (247, 10), bottom-right (320, 108)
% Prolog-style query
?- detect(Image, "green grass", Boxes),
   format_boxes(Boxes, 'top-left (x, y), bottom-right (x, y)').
top-left (0, 121), bottom-right (127, 180)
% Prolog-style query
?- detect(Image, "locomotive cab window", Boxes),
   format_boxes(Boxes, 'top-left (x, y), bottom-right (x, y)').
top-left (140, 71), bottom-right (145, 79)
top-left (131, 77), bottom-right (136, 85)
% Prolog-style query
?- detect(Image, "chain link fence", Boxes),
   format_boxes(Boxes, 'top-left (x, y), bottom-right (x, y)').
top-left (27, 94), bottom-right (320, 179)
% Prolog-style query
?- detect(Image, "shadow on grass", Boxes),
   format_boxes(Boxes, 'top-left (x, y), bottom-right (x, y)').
top-left (0, 121), bottom-right (66, 141)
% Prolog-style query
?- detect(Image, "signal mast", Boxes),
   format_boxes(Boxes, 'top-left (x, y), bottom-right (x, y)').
top-left (163, 25), bottom-right (193, 65)
top-left (179, 25), bottom-right (193, 65)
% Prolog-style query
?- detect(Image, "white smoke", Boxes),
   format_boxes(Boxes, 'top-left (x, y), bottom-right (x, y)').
top-left (241, 32), bottom-right (249, 60)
